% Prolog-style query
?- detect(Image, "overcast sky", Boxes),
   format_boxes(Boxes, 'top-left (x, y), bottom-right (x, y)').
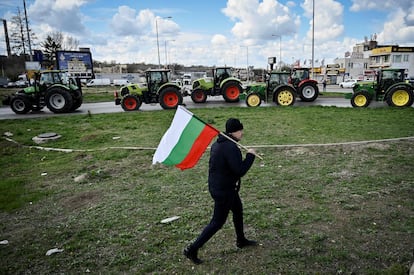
top-left (0, 0), bottom-right (413, 68)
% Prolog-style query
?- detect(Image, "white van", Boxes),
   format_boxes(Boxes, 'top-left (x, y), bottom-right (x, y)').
top-left (86, 78), bottom-right (111, 86)
top-left (113, 79), bottom-right (130, 86)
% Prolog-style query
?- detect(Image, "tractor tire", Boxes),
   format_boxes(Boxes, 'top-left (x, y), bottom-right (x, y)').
top-left (246, 93), bottom-right (261, 107)
top-left (159, 87), bottom-right (183, 109)
top-left (45, 88), bottom-right (73, 113)
top-left (10, 95), bottom-right (32, 114)
top-left (70, 90), bottom-right (83, 111)
top-left (386, 86), bottom-right (413, 107)
top-left (191, 88), bottom-right (207, 103)
top-left (298, 83), bottom-right (319, 102)
top-left (351, 91), bottom-right (370, 108)
top-left (222, 82), bottom-right (241, 102)
top-left (274, 87), bottom-right (296, 106)
top-left (121, 95), bottom-right (142, 111)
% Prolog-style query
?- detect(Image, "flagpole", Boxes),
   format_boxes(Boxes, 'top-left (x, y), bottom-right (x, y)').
top-left (179, 106), bottom-right (263, 160)
top-left (219, 132), bottom-right (263, 160)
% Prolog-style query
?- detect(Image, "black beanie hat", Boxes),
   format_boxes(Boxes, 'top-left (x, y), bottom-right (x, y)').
top-left (226, 118), bottom-right (243, 133)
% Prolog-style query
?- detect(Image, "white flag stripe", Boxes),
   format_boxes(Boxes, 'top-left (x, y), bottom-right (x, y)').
top-left (152, 106), bottom-right (193, 164)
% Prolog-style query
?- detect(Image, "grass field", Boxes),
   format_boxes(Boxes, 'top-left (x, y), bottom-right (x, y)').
top-left (0, 106), bottom-right (413, 274)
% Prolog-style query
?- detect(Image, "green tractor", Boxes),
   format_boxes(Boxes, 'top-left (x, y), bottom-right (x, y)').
top-left (242, 71), bottom-right (296, 107)
top-left (2, 70), bottom-right (83, 114)
top-left (289, 68), bottom-right (319, 102)
top-left (348, 68), bottom-right (414, 108)
top-left (190, 67), bottom-right (243, 103)
top-left (114, 69), bottom-right (183, 111)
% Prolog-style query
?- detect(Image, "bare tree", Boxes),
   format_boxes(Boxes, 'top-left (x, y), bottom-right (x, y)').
top-left (8, 7), bottom-right (36, 57)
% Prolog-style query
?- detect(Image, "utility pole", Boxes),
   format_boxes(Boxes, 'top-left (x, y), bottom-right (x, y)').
top-left (23, 0), bottom-right (33, 61)
top-left (156, 16), bottom-right (172, 68)
top-left (1, 19), bottom-right (11, 56)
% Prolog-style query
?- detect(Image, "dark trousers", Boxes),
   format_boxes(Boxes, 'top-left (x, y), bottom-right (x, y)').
top-left (191, 191), bottom-right (245, 249)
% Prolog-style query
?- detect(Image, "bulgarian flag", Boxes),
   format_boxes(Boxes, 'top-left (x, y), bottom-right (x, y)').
top-left (152, 106), bottom-right (220, 170)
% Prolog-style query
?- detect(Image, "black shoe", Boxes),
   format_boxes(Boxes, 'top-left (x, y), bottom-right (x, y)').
top-left (236, 239), bottom-right (258, 249)
top-left (183, 246), bottom-right (203, 264)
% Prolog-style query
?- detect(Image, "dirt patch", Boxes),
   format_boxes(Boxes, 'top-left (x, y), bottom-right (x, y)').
top-left (61, 190), bottom-right (102, 212)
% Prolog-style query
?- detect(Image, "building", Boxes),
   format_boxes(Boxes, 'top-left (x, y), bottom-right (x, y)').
top-left (334, 39), bottom-right (414, 83)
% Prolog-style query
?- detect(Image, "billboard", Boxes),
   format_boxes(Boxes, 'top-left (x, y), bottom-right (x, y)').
top-left (56, 50), bottom-right (94, 79)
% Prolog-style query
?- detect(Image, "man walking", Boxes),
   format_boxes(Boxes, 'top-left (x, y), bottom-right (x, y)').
top-left (184, 118), bottom-right (257, 264)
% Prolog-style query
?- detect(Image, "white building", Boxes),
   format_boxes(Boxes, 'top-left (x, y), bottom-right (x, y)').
top-left (334, 40), bottom-right (414, 83)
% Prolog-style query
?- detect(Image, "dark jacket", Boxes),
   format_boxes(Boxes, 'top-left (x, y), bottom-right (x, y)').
top-left (208, 133), bottom-right (255, 195)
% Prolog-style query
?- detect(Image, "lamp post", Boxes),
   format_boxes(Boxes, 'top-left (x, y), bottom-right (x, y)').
top-left (272, 34), bottom-right (282, 69)
top-left (164, 39), bottom-right (175, 68)
top-left (155, 16), bottom-right (172, 68)
top-left (311, 0), bottom-right (315, 79)
top-left (241, 46), bottom-right (249, 82)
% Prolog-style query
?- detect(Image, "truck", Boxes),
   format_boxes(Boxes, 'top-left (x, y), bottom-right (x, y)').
top-left (2, 70), bottom-right (83, 114)
top-left (112, 79), bottom-right (130, 86)
top-left (347, 68), bottom-right (414, 108)
top-left (242, 71), bottom-right (296, 107)
top-left (86, 78), bottom-right (111, 86)
top-left (114, 69), bottom-right (183, 111)
top-left (190, 67), bottom-right (243, 103)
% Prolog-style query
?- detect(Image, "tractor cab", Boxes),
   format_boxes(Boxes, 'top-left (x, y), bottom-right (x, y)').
top-left (289, 68), bottom-right (310, 86)
top-left (146, 69), bottom-right (169, 94)
top-left (267, 71), bottom-right (290, 95)
top-left (213, 67), bottom-right (231, 90)
top-left (377, 68), bottom-right (405, 93)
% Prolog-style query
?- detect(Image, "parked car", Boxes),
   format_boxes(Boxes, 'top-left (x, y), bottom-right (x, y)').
top-left (339, 79), bottom-right (359, 88)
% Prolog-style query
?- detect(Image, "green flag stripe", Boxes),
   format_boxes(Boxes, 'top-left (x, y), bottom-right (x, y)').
top-left (162, 116), bottom-right (205, 165)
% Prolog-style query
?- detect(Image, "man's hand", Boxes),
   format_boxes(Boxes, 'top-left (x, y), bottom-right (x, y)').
top-left (247, 148), bottom-right (256, 155)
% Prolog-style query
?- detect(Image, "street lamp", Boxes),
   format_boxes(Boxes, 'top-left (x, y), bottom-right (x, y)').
top-left (164, 39), bottom-right (175, 68)
top-left (155, 16), bottom-right (172, 68)
top-left (311, 0), bottom-right (315, 79)
top-left (272, 34), bottom-right (282, 69)
top-left (241, 46), bottom-right (249, 82)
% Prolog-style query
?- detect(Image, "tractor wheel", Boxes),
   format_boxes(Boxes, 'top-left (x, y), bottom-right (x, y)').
top-left (222, 82), bottom-right (242, 102)
top-left (121, 95), bottom-right (142, 111)
top-left (246, 93), bottom-right (261, 107)
top-left (299, 83), bottom-right (319, 102)
top-left (275, 88), bottom-right (296, 106)
top-left (191, 88), bottom-right (207, 103)
top-left (351, 91), bottom-right (370, 108)
top-left (386, 87), bottom-right (413, 107)
top-left (46, 88), bottom-right (73, 113)
top-left (10, 96), bottom-right (32, 114)
top-left (70, 90), bottom-right (83, 111)
top-left (159, 88), bottom-right (183, 109)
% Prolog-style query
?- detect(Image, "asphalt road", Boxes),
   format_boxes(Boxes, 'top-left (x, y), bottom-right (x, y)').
top-left (0, 87), bottom-right (389, 120)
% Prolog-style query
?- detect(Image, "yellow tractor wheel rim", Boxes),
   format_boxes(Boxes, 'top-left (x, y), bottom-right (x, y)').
top-left (277, 91), bottom-right (294, 106)
top-left (392, 90), bottom-right (409, 106)
top-left (247, 94), bottom-right (260, 107)
top-left (354, 94), bottom-right (367, 107)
